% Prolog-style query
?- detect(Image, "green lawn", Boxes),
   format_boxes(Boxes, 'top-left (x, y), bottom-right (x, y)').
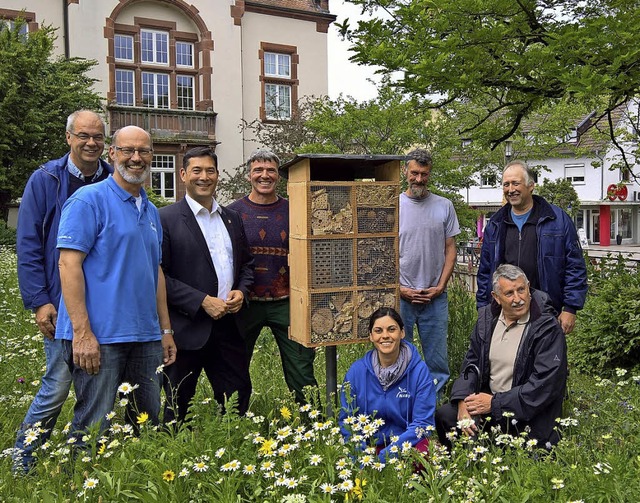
top-left (0, 247), bottom-right (638, 502)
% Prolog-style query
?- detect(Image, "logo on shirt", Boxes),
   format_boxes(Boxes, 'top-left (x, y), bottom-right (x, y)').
top-left (149, 222), bottom-right (157, 234)
top-left (396, 387), bottom-right (411, 399)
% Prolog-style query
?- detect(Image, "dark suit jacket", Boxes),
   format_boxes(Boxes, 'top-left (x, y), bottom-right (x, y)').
top-left (159, 198), bottom-right (254, 350)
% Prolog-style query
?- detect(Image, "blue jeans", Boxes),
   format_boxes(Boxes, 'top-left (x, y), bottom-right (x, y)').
top-left (400, 293), bottom-right (449, 394)
top-left (63, 340), bottom-right (163, 441)
top-left (13, 336), bottom-right (73, 473)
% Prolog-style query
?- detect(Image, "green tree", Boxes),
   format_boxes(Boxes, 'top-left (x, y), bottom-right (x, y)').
top-left (0, 19), bottom-right (102, 215)
top-left (300, 86), bottom-right (432, 156)
top-left (536, 177), bottom-right (581, 219)
top-left (341, 0), bottom-right (640, 168)
top-left (238, 84), bottom-right (436, 162)
top-left (221, 87), bottom-right (481, 234)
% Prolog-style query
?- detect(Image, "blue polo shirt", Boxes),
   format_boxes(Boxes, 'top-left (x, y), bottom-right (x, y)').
top-left (55, 176), bottom-right (163, 344)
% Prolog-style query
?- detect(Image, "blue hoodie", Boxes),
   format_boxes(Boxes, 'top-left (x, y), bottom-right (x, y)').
top-left (339, 341), bottom-right (436, 460)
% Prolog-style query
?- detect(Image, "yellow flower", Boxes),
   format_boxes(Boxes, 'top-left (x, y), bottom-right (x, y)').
top-left (348, 478), bottom-right (367, 501)
top-left (97, 442), bottom-right (106, 455)
top-left (137, 412), bottom-right (149, 425)
top-left (258, 438), bottom-right (278, 456)
top-left (280, 406), bottom-right (292, 421)
top-left (162, 470), bottom-right (175, 482)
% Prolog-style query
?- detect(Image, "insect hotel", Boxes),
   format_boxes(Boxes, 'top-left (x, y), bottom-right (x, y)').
top-left (280, 154), bottom-right (404, 348)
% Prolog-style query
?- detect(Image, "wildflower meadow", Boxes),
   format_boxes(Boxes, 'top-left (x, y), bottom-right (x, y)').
top-left (0, 245), bottom-right (639, 502)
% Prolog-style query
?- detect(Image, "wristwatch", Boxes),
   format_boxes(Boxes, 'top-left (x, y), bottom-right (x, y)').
top-left (161, 329), bottom-right (174, 335)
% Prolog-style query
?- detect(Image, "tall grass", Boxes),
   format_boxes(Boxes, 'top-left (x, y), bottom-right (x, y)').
top-left (1, 247), bottom-right (639, 502)
top-left (446, 278), bottom-right (477, 379)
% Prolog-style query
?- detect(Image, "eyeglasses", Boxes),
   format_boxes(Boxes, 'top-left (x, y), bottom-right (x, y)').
top-left (114, 146), bottom-right (154, 158)
top-left (68, 131), bottom-right (105, 143)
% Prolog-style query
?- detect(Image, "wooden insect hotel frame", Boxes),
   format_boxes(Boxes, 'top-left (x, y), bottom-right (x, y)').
top-left (281, 154), bottom-right (404, 348)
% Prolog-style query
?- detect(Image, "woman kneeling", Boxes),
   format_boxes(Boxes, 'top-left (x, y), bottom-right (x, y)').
top-left (339, 307), bottom-right (435, 461)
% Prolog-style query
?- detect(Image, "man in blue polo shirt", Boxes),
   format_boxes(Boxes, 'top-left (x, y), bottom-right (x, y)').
top-left (56, 125), bottom-right (176, 440)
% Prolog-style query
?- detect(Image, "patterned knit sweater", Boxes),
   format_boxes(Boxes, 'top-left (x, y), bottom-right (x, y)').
top-left (228, 196), bottom-right (289, 300)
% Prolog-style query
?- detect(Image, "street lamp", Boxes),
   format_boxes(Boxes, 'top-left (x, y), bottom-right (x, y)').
top-left (504, 140), bottom-right (513, 162)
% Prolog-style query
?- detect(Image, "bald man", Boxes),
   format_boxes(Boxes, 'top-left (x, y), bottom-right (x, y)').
top-left (56, 125), bottom-right (176, 444)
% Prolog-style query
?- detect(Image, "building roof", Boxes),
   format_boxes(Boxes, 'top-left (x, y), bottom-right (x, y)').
top-left (243, 0), bottom-right (336, 31)
top-left (249, 0), bottom-right (331, 14)
top-left (521, 106), bottom-right (627, 156)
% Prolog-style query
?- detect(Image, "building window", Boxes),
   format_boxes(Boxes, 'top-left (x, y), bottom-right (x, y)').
top-left (176, 41), bottom-right (194, 67)
top-left (115, 69), bottom-right (135, 106)
top-left (621, 167), bottom-right (631, 182)
top-left (0, 18), bottom-right (29, 36)
top-left (141, 29), bottom-right (168, 65)
top-left (265, 84), bottom-right (291, 120)
top-left (565, 128), bottom-right (578, 143)
top-left (176, 75), bottom-right (195, 110)
top-left (142, 72), bottom-right (169, 109)
top-left (111, 20), bottom-right (200, 110)
top-left (611, 208), bottom-right (632, 239)
top-left (0, 8), bottom-right (37, 37)
top-left (480, 173), bottom-right (497, 187)
top-left (264, 52), bottom-right (291, 78)
top-left (260, 43), bottom-right (298, 122)
top-left (151, 155), bottom-right (176, 200)
top-left (114, 34), bottom-right (133, 62)
top-left (565, 163), bottom-right (585, 184)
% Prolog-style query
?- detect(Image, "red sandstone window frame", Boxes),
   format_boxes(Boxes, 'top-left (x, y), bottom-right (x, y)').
top-left (110, 17), bottom-right (199, 110)
top-left (259, 42), bottom-right (299, 122)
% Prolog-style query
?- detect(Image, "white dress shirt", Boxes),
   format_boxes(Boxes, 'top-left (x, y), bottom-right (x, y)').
top-left (185, 194), bottom-right (234, 300)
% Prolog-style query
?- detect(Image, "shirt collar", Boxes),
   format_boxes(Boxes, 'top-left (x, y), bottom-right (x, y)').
top-left (67, 156), bottom-right (103, 182)
top-left (498, 309), bottom-right (530, 328)
top-left (106, 175), bottom-right (147, 203)
top-left (185, 193), bottom-right (221, 217)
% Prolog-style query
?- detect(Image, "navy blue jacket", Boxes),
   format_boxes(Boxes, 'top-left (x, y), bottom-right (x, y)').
top-left (451, 290), bottom-right (567, 446)
top-left (17, 153), bottom-right (113, 310)
top-left (476, 195), bottom-right (587, 314)
top-left (159, 198), bottom-right (255, 350)
top-left (339, 341), bottom-right (436, 460)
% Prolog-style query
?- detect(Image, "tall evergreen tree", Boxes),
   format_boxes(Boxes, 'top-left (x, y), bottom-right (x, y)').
top-left (0, 19), bottom-right (101, 216)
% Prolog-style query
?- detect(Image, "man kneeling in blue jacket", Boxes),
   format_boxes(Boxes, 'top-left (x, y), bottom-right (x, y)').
top-left (436, 264), bottom-right (567, 450)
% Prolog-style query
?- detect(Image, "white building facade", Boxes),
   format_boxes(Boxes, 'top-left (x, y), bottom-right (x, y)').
top-left (463, 108), bottom-right (640, 246)
top-left (0, 0), bottom-right (335, 201)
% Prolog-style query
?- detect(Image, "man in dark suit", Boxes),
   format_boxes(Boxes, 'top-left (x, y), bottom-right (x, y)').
top-left (160, 146), bottom-right (254, 422)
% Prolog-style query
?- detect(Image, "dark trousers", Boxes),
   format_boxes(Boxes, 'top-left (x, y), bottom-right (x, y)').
top-left (163, 316), bottom-right (251, 422)
top-left (238, 299), bottom-right (317, 403)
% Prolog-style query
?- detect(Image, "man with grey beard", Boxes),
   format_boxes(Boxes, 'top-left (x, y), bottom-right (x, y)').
top-left (55, 125), bottom-right (176, 444)
top-left (399, 148), bottom-right (460, 396)
top-left (435, 264), bottom-right (567, 449)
